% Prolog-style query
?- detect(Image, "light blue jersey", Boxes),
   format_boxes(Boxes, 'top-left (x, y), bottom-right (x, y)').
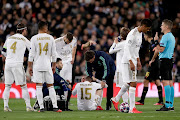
top-left (159, 32), bottom-right (175, 59)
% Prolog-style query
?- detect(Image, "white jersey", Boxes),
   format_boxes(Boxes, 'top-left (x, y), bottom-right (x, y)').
top-left (109, 41), bottom-right (125, 72)
top-left (28, 33), bottom-right (56, 71)
top-left (121, 27), bottom-right (142, 65)
top-left (72, 81), bottom-right (102, 110)
top-left (3, 33), bottom-right (30, 67)
top-left (55, 36), bottom-right (77, 63)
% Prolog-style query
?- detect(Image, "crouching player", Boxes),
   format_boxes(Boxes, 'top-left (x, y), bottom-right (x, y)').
top-left (33, 58), bottom-right (71, 111)
top-left (72, 76), bottom-right (106, 111)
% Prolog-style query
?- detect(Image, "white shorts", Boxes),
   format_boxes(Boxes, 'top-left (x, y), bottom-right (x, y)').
top-left (115, 71), bottom-right (124, 87)
top-left (5, 65), bottom-right (26, 85)
top-left (122, 64), bottom-right (137, 83)
top-left (32, 69), bottom-right (54, 84)
top-left (60, 61), bottom-right (72, 83)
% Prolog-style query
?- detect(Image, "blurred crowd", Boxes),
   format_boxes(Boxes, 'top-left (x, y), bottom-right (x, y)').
top-left (0, 0), bottom-right (180, 82)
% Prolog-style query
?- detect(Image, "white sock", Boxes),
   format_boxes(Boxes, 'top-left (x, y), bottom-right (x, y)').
top-left (36, 86), bottom-right (44, 109)
top-left (115, 83), bottom-right (129, 102)
top-left (64, 91), bottom-right (68, 101)
top-left (99, 91), bottom-right (103, 106)
top-left (122, 91), bottom-right (129, 103)
top-left (129, 87), bottom-right (136, 111)
top-left (48, 86), bottom-right (58, 108)
top-left (21, 85), bottom-right (31, 108)
top-left (95, 95), bottom-right (101, 106)
top-left (3, 84), bottom-right (11, 108)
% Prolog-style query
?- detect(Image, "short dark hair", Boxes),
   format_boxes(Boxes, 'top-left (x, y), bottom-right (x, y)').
top-left (16, 23), bottom-right (27, 34)
top-left (66, 32), bottom-right (73, 42)
top-left (38, 21), bottom-right (48, 30)
top-left (140, 19), bottom-right (152, 27)
top-left (162, 19), bottom-right (173, 30)
top-left (144, 30), bottom-right (152, 38)
top-left (85, 76), bottom-right (93, 82)
top-left (120, 27), bottom-right (130, 40)
top-left (84, 50), bottom-right (95, 61)
top-left (56, 58), bottom-right (62, 63)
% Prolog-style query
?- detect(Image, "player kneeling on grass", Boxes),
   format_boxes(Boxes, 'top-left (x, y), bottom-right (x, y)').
top-left (72, 76), bottom-right (107, 111)
top-left (33, 58), bottom-right (71, 111)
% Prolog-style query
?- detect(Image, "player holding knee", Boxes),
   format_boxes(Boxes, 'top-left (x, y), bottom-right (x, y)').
top-left (72, 76), bottom-right (106, 111)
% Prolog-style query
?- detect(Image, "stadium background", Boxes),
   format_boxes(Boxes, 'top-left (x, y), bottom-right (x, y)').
top-left (0, 0), bottom-right (180, 98)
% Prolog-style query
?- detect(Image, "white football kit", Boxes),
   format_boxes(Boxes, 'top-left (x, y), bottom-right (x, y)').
top-left (121, 27), bottom-right (142, 83)
top-left (28, 33), bottom-right (56, 84)
top-left (3, 33), bottom-right (30, 85)
top-left (55, 36), bottom-right (77, 83)
top-left (109, 41), bottom-right (126, 87)
top-left (72, 81), bottom-right (102, 111)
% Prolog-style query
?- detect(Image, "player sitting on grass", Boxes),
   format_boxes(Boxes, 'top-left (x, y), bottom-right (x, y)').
top-left (72, 76), bottom-right (107, 111)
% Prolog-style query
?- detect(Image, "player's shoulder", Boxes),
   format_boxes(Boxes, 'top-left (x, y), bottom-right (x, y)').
top-left (55, 36), bottom-right (63, 42)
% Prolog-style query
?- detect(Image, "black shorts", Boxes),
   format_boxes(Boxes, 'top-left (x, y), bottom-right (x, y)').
top-left (160, 58), bottom-right (173, 80)
top-left (144, 61), bottom-right (160, 81)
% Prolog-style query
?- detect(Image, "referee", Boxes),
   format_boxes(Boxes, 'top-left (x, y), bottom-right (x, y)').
top-left (156, 19), bottom-right (175, 111)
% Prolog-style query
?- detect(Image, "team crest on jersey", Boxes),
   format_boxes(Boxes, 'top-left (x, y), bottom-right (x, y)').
top-left (70, 45), bottom-right (72, 48)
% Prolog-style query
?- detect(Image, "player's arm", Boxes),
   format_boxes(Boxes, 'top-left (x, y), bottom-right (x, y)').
top-left (159, 35), bottom-right (167, 53)
top-left (85, 61), bottom-right (93, 77)
top-left (25, 38), bottom-right (31, 51)
top-left (81, 40), bottom-right (96, 50)
top-left (124, 35), bottom-right (135, 71)
top-left (2, 40), bottom-right (7, 58)
top-left (71, 38), bottom-right (77, 64)
top-left (72, 83), bottom-right (78, 96)
top-left (109, 38), bottom-right (122, 54)
top-left (51, 37), bottom-right (57, 73)
top-left (28, 38), bottom-right (35, 76)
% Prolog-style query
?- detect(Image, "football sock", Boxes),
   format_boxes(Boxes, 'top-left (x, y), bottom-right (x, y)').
top-left (122, 91), bottom-right (128, 103)
top-left (48, 86), bottom-right (58, 108)
top-left (21, 85), bottom-right (31, 108)
top-left (170, 86), bottom-right (174, 107)
top-left (3, 84), bottom-right (11, 107)
top-left (129, 87), bottom-right (136, 110)
top-left (164, 85), bottom-right (171, 108)
top-left (157, 85), bottom-right (163, 102)
top-left (129, 87), bottom-right (136, 111)
top-left (115, 83), bottom-right (129, 102)
top-left (140, 87), bottom-right (148, 103)
top-left (36, 86), bottom-right (44, 109)
top-left (96, 95), bottom-right (101, 106)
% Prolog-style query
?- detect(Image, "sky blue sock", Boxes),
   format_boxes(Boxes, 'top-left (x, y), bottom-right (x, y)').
top-left (170, 86), bottom-right (174, 107)
top-left (164, 85), bottom-right (171, 108)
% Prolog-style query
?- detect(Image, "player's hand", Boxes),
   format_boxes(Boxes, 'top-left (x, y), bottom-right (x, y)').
top-left (71, 58), bottom-right (75, 64)
top-left (137, 61), bottom-right (142, 70)
top-left (154, 32), bottom-right (159, 41)
top-left (92, 76), bottom-right (97, 81)
top-left (68, 84), bottom-right (72, 90)
top-left (81, 76), bottom-right (86, 82)
top-left (28, 67), bottom-right (33, 76)
top-left (89, 40), bottom-right (96, 46)
top-left (149, 60), bottom-right (154, 67)
top-left (100, 81), bottom-right (106, 88)
top-left (114, 37), bottom-right (118, 44)
top-left (129, 60), bottom-right (135, 71)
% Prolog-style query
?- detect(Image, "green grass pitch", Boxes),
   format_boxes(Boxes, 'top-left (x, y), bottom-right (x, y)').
top-left (0, 97), bottom-right (180, 120)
